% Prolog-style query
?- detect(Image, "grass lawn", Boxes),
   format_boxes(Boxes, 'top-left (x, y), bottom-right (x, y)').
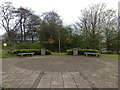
top-left (52, 52), bottom-right (67, 55)
top-left (100, 54), bottom-right (119, 59)
top-left (0, 49), bottom-right (16, 58)
top-left (0, 49), bottom-right (119, 59)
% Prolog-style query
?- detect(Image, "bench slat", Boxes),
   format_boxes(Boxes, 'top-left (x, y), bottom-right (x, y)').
top-left (18, 52), bottom-right (35, 56)
top-left (85, 52), bottom-right (100, 57)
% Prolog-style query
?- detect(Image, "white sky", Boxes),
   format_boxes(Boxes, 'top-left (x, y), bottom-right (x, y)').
top-left (0, 0), bottom-right (119, 35)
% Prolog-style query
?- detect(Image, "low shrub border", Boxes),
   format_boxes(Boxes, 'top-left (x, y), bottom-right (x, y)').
top-left (67, 49), bottom-right (100, 55)
top-left (11, 49), bottom-right (52, 55)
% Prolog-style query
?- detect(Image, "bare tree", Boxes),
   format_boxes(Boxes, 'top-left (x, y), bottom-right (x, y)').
top-left (75, 3), bottom-right (117, 50)
top-left (13, 7), bottom-right (33, 42)
top-left (26, 14), bottom-right (41, 43)
top-left (103, 10), bottom-right (117, 50)
top-left (0, 2), bottom-right (19, 42)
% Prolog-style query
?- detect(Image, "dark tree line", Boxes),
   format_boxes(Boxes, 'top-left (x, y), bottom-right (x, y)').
top-left (0, 2), bottom-right (41, 43)
top-left (0, 2), bottom-right (118, 52)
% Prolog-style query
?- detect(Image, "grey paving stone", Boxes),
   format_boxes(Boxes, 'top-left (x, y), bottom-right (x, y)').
top-left (40, 78), bottom-right (52, 83)
top-left (3, 79), bottom-right (13, 82)
top-left (78, 85), bottom-right (91, 88)
top-left (5, 70), bottom-right (16, 74)
top-left (51, 72), bottom-right (63, 88)
top-left (3, 75), bottom-right (18, 82)
top-left (29, 73), bottom-right (39, 78)
top-left (44, 72), bottom-right (52, 77)
top-left (37, 72), bottom-right (52, 88)
top-left (86, 75), bottom-right (101, 82)
top-left (78, 86), bottom-right (92, 90)
top-left (5, 75), bottom-right (18, 80)
top-left (63, 72), bottom-right (77, 88)
top-left (37, 83), bottom-right (51, 88)
top-left (64, 83), bottom-right (77, 88)
top-left (2, 74), bottom-right (10, 80)
top-left (22, 70), bottom-right (33, 75)
top-left (76, 82), bottom-right (90, 86)
top-left (13, 79), bottom-right (23, 82)
top-left (19, 84), bottom-right (33, 88)
top-left (31, 72), bottom-right (44, 88)
top-left (16, 69), bottom-right (26, 74)
top-left (5, 81), bottom-right (22, 88)
top-left (19, 74), bottom-right (39, 88)
top-left (52, 72), bottom-right (62, 81)
top-left (71, 72), bottom-right (90, 86)
top-left (2, 55), bottom-right (118, 89)
top-left (82, 71), bottom-right (92, 77)
top-left (51, 83), bottom-right (63, 88)
top-left (2, 80), bottom-right (12, 87)
top-left (105, 77), bottom-right (118, 82)
top-left (17, 75), bottom-right (30, 79)
top-left (21, 79), bottom-right (36, 85)
top-left (92, 80), bottom-right (109, 88)
top-left (62, 72), bottom-right (72, 77)
top-left (33, 71), bottom-right (42, 74)
top-left (10, 73), bottom-right (22, 76)
top-left (105, 82), bottom-right (118, 88)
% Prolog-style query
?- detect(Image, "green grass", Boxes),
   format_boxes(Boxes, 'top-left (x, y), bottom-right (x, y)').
top-left (0, 49), bottom-right (16, 58)
top-left (52, 52), bottom-right (67, 55)
top-left (100, 54), bottom-right (119, 59)
top-left (1, 50), bottom-right (119, 59)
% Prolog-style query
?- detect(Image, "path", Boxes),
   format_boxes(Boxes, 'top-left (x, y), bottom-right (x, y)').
top-left (2, 55), bottom-right (118, 88)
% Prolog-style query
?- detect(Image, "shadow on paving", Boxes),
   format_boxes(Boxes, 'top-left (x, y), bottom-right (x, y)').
top-left (14, 55), bottom-right (106, 72)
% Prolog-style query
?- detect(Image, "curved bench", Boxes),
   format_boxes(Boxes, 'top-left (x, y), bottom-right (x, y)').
top-left (85, 52), bottom-right (100, 57)
top-left (18, 52), bottom-right (35, 57)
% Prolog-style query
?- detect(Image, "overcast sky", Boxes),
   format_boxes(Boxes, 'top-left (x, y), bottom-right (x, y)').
top-left (0, 0), bottom-right (119, 35)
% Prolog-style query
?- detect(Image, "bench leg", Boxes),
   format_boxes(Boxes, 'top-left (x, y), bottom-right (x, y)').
top-left (30, 54), bottom-right (33, 56)
top-left (98, 55), bottom-right (100, 57)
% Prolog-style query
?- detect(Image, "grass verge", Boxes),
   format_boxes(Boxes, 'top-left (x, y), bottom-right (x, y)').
top-left (100, 54), bottom-right (119, 59)
top-left (52, 52), bottom-right (67, 55)
top-left (0, 49), bottom-right (16, 58)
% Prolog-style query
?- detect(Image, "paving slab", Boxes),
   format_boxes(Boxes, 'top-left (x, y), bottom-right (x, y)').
top-left (2, 55), bottom-right (118, 88)
top-left (62, 72), bottom-right (77, 88)
top-left (105, 82), bottom-right (118, 88)
top-left (5, 81), bottom-right (22, 88)
top-left (71, 72), bottom-right (90, 86)
top-left (51, 72), bottom-right (64, 88)
top-left (22, 70), bottom-right (33, 75)
top-left (37, 72), bottom-right (52, 88)
top-left (92, 80), bottom-right (109, 88)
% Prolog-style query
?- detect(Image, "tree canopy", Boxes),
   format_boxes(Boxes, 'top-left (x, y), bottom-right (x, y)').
top-left (0, 2), bottom-right (118, 52)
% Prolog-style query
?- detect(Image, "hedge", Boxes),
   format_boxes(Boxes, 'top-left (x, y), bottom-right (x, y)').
top-left (14, 42), bottom-right (41, 49)
top-left (67, 49), bottom-right (100, 55)
top-left (12, 49), bottom-right (52, 55)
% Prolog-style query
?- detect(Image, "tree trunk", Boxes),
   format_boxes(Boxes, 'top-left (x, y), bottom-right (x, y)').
top-left (32, 35), bottom-right (34, 43)
top-left (20, 17), bottom-right (23, 42)
top-left (58, 37), bottom-right (61, 53)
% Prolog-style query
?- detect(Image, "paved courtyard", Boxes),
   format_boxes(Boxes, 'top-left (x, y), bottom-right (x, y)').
top-left (2, 55), bottom-right (118, 88)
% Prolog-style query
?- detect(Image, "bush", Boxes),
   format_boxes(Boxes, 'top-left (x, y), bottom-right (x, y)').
top-left (14, 42), bottom-right (41, 49)
top-left (45, 50), bottom-right (52, 55)
top-left (66, 49), bottom-right (73, 55)
top-left (101, 51), bottom-right (114, 54)
top-left (12, 49), bottom-right (52, 55)
top-left (67, 49), bottom-right (100, 55)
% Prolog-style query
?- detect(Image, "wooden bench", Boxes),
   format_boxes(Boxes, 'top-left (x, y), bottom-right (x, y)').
top-left (18, 52), bottom-right (35, 57)
top-left (84, 52), bottom-right (100, 57)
